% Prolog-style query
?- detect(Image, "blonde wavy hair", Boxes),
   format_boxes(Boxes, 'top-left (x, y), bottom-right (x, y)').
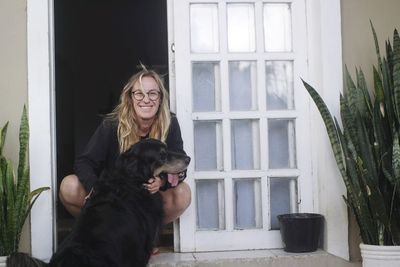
top-left (108, 68), bottom-right (171, 153)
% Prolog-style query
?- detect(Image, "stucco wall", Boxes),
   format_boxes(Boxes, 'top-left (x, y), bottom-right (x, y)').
top-left (341, 0), bottom-right (400, 261)
top-left (0, 0), bottom-right (29, 254)
top-left (342, 0), bottom-right (400, 87)
top-left (0, 1), bottom-right (27, 157)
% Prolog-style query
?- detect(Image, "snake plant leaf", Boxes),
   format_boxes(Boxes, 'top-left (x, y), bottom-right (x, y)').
top-left (15, 166), bottom-right (29, 231)
top-left (389, 189), bottom-right (400, 245)
top-left (340, 95), bottom-right (359, 153)
top-left (371, 21), bottom-right (383, 71)
top-left (374, 66), bottom-right (385, 108)
top-left (17, 185), bottom-right (50, 245)
top-left (381, 59), bottom-right (396, 132)
top-left (5, 160), bottom-right (16, 204)
top-left (343, 197), bottom-right (366, 239)
top-left (392, 131), bottom-right (400, 185)
top-left (393, 29), bottom-right (400, 125)
top-left (354, 111), bottom-right (379, 182)
top-left (5, 160), bottom-right (17, 253)
top-left (304, 26), bottom-right (400, 245)
top-left (373, 99), bottom-right (391, 164)
top-left (382, 166), bottom-right (395, 186)
top-left (0, 106), bottom-right (50, 255)
top-left (302, 80), bottom-right (346, 176)
top-left (339, 127), bottom-right (372, 233)
top-left (345, 67), bottom-right (365, 119)
top-left (24, 186), bottom-right (50, 221)
top-left (387, 39), bottom-right (394, 77)
top-left (0, 160), bottom-right (4, 196)
top-left (0, 161), bottom-right (5, 252)
top-left (357, 68), bottom-right (373, 116)
top-left (0, 122), bottom-right (8, 156)
top-left (336, 120), bottom-right (357, 202)
top-left (386, 40), bottom-right (395, 121)
top-left (356, 157), bottom-right (390, 231)
top-left (356, 68), bottom-right (373, 120)
top-left (17, 106), bottom-right (28, 182)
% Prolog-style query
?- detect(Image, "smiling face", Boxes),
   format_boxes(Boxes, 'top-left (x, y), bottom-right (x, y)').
top-left (132, 76), bottom-right (161, 122)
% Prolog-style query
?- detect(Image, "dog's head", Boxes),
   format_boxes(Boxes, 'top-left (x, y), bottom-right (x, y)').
top-left (114, 138), bottom-right (190, 185)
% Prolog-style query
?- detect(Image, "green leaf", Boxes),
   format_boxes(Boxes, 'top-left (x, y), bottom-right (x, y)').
top-left (392, 131), bottom-right (400, 185)
top-left (0, 122), bottom-right (9, 156)
top-left (0, 106), bottom-right (49, 255)
top-left (374, 66), bottom-right (385, 106)
top-left (357, 69), bottom-right (373, 116)
top-left (5, 160), bottom-right (17, 253)
top-left (17, 106), bottom-right (28, 182)
top-left (302, 80), bottom-right (346, 176)
top-left (393, 29), bottom-right (400, 126)
top-left (340, 96), bottom-right (358, 155)
top-left (371, 21), bottom-right (383, 71)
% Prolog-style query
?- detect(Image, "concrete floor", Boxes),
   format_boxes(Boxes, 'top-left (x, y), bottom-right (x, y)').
top-left (148, 249), bottom-right (362, 267)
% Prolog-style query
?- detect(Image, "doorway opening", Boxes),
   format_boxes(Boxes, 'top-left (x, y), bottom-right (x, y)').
top-left (54, 0), bottom-right (173, 250)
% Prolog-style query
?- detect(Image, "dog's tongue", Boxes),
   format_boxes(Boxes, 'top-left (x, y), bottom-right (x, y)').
top-left (168, 173), bottom-right (180, 187)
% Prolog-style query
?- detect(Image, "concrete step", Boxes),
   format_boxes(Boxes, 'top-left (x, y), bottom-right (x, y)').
top-left (148, 249), bottom-right (362, 267)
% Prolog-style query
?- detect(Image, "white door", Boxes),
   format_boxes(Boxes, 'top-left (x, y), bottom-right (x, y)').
top-left (171, 0), bottom-right (313, 252)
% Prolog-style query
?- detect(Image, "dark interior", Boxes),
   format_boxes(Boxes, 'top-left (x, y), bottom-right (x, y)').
top-left (54, 0), bottom-right (172, 249)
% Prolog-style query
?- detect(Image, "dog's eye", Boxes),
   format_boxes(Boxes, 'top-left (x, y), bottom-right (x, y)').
top-left (160, 151), bottom-right (167, 161)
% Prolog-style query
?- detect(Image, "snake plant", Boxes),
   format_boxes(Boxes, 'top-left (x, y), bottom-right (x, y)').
top-left (303, 24), bottom-right (400, 246)
top-left (0, 106), bottom-right (50, 256)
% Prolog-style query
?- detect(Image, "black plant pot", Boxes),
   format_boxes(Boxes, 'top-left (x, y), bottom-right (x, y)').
top-left (277, 213), bottom-right (324, 253)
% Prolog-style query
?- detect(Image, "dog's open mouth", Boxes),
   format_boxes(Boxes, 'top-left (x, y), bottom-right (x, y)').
top-left (160, 170), bottom-right (187, 187)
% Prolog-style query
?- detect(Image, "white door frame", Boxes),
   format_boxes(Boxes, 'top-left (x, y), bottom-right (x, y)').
top-left (27, 0), bottom-right (56, 261)
top-left (27, 0), bottom-right (347, 260)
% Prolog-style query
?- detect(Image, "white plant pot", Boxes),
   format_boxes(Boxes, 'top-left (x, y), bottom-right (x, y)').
top-left (360, 243), bottom-right (400, 267)
top-left (0, 256), bottom-right (6, 267)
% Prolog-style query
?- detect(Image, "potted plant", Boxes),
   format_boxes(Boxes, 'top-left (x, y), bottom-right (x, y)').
top-left (302, 24), bottom-right (400, 267)
top-left (0, 106), bottom-right (49, 266)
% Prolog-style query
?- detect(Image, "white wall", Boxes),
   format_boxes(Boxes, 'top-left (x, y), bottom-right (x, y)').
top-left (0, 0), bottom-right (30, 254)
top-left (342, 0), bottom-right (400, 86)
top-left (0, 1), bottom-right (27, 159)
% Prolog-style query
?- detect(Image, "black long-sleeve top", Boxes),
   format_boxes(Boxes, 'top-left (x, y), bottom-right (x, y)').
top-left (74, 115), bottom-right (185, 192)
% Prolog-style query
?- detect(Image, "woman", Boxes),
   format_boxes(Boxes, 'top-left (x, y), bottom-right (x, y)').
top-left (59, 68), bottom-right (191, 225)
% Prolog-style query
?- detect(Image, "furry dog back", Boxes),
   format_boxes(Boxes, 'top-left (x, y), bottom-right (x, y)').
top-left (7, 139), bottom-right (190, 267)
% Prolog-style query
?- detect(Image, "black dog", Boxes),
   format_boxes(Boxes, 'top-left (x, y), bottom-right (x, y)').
top-left (8, 138), bottom-right (190, 267)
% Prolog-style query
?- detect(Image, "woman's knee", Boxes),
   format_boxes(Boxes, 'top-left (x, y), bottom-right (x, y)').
top-left (172, 182), bottom-right (192, 210)
top-left (59, 174), bottom-right (87, 206)
top-left (161, 182), bottom-right (192, 223)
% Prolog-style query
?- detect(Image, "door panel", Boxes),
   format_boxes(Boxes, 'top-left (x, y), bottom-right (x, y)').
top-left (172, 0), bottom-right (312, 252)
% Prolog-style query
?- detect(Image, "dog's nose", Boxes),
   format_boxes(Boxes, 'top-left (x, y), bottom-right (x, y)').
top-left (185, 156), bottom-right (191, 165)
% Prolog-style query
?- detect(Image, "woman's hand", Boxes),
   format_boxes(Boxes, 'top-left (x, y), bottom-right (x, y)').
top-left (145, 176), bottom-right (165, 194)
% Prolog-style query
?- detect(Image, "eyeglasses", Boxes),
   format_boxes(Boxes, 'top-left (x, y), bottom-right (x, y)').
top-left (131, 90), bottom-right (161, 101)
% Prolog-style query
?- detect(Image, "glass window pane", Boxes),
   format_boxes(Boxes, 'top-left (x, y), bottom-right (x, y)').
top-left (190, 4), bottom-right (219, 53)
top-left (269, 177), bottom-right (298, 230)
top-left (194, 121), bottom-right (223, 171)
top-left (193, 62), bottom-right (221, 112)
top-left (227, 4), bottom-right (255, 52)
top-left (196, 180), bottom-right (225, 230)
top-left (266, 61), bottom-right (294, 110)
top-left (268, 119), bottom-right (296, 168)
top-left (263, 3), bottom-right (292, 52)
top-left (234, 178), bottom-right (261, 229)
top-left (229, 61), bottom-right (257, 111)
top-left (231, 119), bottom-right (260, 170)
